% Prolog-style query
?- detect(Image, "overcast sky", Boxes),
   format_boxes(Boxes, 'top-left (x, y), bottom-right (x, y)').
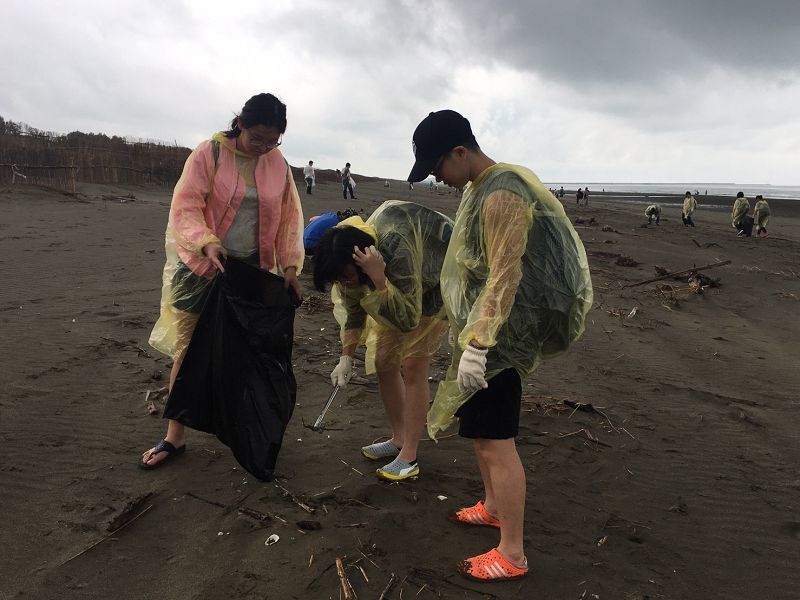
top-left (2, 0), bottom-right (799, 183)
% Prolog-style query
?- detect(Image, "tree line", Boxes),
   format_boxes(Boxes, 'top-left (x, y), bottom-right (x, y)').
top-left (0, 116), bottom-right (378, 191)
top-left (0, 115), bottom-right (191, 189)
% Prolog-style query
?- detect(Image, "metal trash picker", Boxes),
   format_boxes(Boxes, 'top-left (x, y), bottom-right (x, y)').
top-left (311, 385), bottom-right (340, 431)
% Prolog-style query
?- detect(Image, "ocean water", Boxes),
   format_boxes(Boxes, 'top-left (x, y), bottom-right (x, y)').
top-left (545, 182), bottom-right (800, 200)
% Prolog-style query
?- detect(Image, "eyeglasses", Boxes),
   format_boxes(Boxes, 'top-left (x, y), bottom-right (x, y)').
top-left (248, 133), bottom-right (283, 149)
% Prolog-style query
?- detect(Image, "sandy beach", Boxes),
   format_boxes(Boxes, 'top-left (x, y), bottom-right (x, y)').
top-left (2, 176), bottom-right (800, 600)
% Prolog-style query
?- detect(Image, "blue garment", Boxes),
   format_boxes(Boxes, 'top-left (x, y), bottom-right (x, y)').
top-left (303, 212), bottom-right (340, 253)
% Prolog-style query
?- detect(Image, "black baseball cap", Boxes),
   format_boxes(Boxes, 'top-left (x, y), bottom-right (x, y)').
top-left (407, 110), bottom-right (477, 182)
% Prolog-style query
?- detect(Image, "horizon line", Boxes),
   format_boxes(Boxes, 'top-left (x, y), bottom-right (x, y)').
top-left (540, 181), bottom-right (798, 186)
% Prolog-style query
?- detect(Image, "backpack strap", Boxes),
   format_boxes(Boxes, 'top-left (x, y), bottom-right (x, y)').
top-left (207, 139), bottom-right (221, 192)
top-left (205, 139), bottom-right (222, 217)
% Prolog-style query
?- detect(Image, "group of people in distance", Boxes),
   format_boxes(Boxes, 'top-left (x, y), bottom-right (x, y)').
top-left (732, 192), bottom-right (771, 237)
top-left (644, 190), bottom-right (771, 237)
top-left (140, 94), bottom-right (594, 583)
top-left (303, 160), bottom-right (358, 201)
top-left (645, 191), bottom-right (697, 226)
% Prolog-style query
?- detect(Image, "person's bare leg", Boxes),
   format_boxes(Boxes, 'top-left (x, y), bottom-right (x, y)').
top-left (475, 438), bottom-right (526, 565)
top-left (141, 359), bottom-right (186, 465)
top-left (376, 367), bottom-right (405, 447)
top-left (474, 444), bottom-right (497, 517)
top-left (396, 356), bottom-right (431, 463)
top-left (141, 312), bottom-right (198, 466)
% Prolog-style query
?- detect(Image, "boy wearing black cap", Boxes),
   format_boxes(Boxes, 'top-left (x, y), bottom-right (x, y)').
top-left (408, 110), bottom-right (592, 582)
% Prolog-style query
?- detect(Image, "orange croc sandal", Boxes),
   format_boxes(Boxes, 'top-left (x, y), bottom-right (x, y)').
top-left (458, 548), bottom-right (528, 582)
top-left (447, 500), bottom-right (501, 529)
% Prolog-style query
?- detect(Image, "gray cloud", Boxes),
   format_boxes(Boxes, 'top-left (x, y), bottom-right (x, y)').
top-left (1, 0), bottom-right (798, 183)
top-left (448, 0), bottom-right (800, 84)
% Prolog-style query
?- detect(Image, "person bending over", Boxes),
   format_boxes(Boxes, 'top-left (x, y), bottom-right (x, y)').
top-left (313, 201), bottom-right (452, 481)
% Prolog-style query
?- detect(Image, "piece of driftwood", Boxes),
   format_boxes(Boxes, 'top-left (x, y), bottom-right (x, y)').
top-left (691, 238), bottom-right (722, 249)
top-left (379, 573), bottom-right (397, 600)
top-left (624, 260), bottom-right (731, 288)
top-left (59, 505), bottom-right (153, 567)
top-left (238, 506), bottom-right (272, 523)
top-left (107, 492), bottom-right (153, 531)
top-left (335, 557), bottom-right (356, 600)
top-left (276, 483), bottom-right (315, 513)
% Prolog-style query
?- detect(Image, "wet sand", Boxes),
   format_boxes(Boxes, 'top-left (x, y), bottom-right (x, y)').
top-left (1, 177), bottom-right (799, 599)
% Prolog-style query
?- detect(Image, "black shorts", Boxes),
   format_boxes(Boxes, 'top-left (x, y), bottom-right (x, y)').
top-left (456, 368), bottom-right (522, 439)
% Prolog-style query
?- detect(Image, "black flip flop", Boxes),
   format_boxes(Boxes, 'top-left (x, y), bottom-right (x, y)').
top-left (139, 439), bottom-right (186, 470)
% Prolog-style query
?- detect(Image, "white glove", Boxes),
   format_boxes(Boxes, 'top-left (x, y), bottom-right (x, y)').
top-left (457, 345), bottom-right (489, 393)
top-left (330, 355), bottom-right (355, 387)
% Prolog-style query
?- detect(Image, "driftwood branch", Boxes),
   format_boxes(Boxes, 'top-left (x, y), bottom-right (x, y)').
top-left (186, 491), bottom-right (227, 508)
top-left (107, 492), bottom-right (153, 531)
top-left (238, 506), bottom-right (272, 523)
top-left (691, 238), bottom-right (722, 249)
top-left (564, 399), bottom-right (618, 433)
top-left (624, 260), bottom-right (731, 288)
top-left (58, 505), bottom-right (153, 566)
top-left (379, 573), bottom-right (397, 599)
top-left (558, 427), bottom-right (613, 448)
top-left (275, 483), bottom-right (315, 513)
top-left (335, 557), bottom-right (356, 599)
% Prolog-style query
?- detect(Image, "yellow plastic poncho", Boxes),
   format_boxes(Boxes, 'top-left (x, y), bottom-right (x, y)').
top-left (428, 163), bottom-right (593, 438)
top-left (645, 204), bottom-right (661, 217)
top-left (332, 201), bottom-right (453, 373)
top-left (683, 196), bottom-right (697, 217)
top-left (753, 199), bottom-right (770, 228)
top-left (731, 197), bottom-right (750, 227)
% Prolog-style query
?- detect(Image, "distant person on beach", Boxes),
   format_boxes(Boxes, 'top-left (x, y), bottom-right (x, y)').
top-left (384, 179), bottom-right (390, 187)
top-left (303, 160), bottom-right (315, 194)
top-left (342, 162), bottom-right (356, 199)
top-left (312, 201), bottom-right (452, 482)
top-left (142, 93), bottom-right (304, 469)
top-left (559, 186), bottom-right (564, 198)
top-left (731, 192), bottom-right (753, 237)
top-left (753, 195), bottom-right (770, 238)
top-left (407, 110), bottom-right (592, 583)
top-left (645, 203), bottom-right (661, 225)
top-left (682, 191), bottom-right (697, 227)
top-left (576, 187), bottom-right (583, 205)
top-left (583, 187), bottom-right (590, 206)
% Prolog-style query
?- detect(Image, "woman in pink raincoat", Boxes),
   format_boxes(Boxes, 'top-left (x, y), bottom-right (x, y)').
top-left (141, 93), bottom-right (305, 469)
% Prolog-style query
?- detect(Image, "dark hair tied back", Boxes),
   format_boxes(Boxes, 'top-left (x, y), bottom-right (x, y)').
top-left (312, 226), bottom-right (375, 292)
top-left (225, 93), bottom-right (287, 138)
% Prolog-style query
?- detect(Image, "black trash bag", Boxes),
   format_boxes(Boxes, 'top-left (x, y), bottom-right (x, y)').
top-left (163, 256), bottom-right (300, 481)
